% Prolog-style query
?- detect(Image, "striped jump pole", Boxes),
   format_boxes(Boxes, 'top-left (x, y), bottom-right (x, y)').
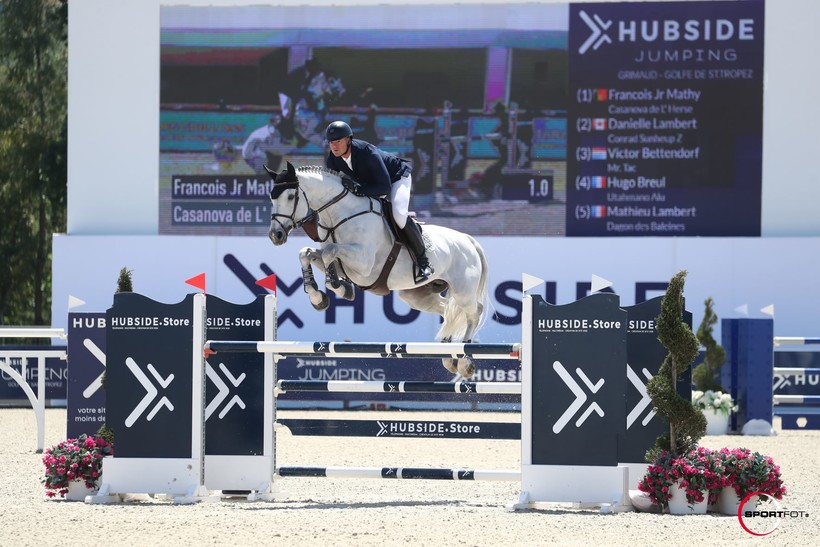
top-left (276, 466), bottom-right (519, 481)
top-left (773, 394), bottom-right (820, 405)
top-left (205, 340), bottom-right (521, 360)
top-left (774, 337), bottom-right (820, 346)
top-left (277, 380), bottom-right (522, 394)
top-left (773, 367), bottom-right (820, 377)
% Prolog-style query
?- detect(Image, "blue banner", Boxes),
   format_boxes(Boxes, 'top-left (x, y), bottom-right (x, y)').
top-left (0, 347), bottom-right (67, 403)
top-left (566, 0), bottom-right (764, 236)
top-left (66, 313), bottom-right (107, 438)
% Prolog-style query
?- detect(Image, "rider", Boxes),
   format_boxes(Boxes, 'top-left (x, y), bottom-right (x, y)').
top-left (242, 115), bottom-right (286, 174)
top-left (324, 120), bottom-right (434, 282)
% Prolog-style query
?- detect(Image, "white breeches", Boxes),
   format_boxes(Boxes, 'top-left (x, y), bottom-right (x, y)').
top-left (390, 174), bottom-right (412, 229)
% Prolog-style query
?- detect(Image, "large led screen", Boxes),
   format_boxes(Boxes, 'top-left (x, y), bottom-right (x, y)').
top-left (159, 1), bottom-right (763, 237)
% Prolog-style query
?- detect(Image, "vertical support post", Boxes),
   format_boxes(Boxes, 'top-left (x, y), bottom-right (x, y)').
top-left (192, 292), bottom-right (207, 494)
top-left (721, 318), bottom-right (774, 433)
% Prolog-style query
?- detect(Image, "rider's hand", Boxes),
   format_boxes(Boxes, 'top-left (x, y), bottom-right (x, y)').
top-left (341, 175), bottom-right (365, 197)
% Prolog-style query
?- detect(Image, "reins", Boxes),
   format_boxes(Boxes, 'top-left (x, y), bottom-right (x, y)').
top-left (270, 172), bottom-right (383, 244)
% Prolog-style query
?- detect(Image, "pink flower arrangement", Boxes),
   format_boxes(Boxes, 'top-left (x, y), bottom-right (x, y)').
top-left (638, 446), bottom-right (786, 511)
top-left (42, 434), bottom-right (113, 498)
top-left (717, 447), bottom-right (787, 501)
top-left (638, 448), bottom-right (722, 508)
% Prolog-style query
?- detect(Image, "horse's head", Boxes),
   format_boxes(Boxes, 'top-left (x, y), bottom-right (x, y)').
top-left (265, 161), bottom-right (309, 245)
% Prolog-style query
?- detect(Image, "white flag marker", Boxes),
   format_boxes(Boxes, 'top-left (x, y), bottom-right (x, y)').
top-left (591, 274), bottom-right (613, 293)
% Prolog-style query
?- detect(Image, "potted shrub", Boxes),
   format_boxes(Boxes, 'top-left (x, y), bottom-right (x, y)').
top-left (716, 447), bottom-right (786, 514)
top-left (637, 447), bottom-right (723, 514)
top-left (637, 270), bottom-right (707, 512)
top-left (692, 297), bottom-right (726, 393)
top-left (692, 389), bottom-right (737, 435)
top-left (42, 433), bottom-right (114, 500)
top-left (644, 271), bottom-right (706, 461)
top-left (691, 298), bottom-right (732, 433)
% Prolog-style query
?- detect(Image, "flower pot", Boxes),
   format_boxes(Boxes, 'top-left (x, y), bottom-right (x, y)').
top-left (704, 409), bottom-right (729, 435)
top-left (65, 480), bottom-right (97, 502)
top-left (668, 480), bottom-right (707, 515)
top-left (717, 487), bottom-right (758, 515)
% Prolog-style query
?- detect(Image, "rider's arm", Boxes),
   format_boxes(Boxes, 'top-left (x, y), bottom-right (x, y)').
top-left (357, 145), bottom-right (392, 197)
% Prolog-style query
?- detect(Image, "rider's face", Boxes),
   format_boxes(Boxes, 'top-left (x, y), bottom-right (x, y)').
top-left (328, 137), bottom-right (350, 157)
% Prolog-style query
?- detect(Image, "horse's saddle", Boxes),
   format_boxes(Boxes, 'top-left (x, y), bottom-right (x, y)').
top-left (355, 200), bottom-right (409, 296)
top-left (327, 199), bottom-right (428, 296)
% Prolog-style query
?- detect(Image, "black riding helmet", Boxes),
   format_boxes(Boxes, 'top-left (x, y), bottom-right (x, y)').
top-left (325, 120), bottom-right (353, 142)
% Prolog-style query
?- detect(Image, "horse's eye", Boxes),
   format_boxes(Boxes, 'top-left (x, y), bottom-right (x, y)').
top-left (288, 192), bottom-right (295, 201)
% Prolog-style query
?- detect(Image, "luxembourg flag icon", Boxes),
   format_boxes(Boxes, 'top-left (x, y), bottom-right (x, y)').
top-left (591, 205), bottom-right (606, 218)
top-left (591, 147), bottom-right (607, 160)
top-left (591, 176), bottom-right (607, 189)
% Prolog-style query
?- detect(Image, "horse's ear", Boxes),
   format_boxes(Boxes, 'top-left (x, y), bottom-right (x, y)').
top-left (286, 161), bottom-right (296, 176)
top-left (263, 164), bottom-right (277, 180)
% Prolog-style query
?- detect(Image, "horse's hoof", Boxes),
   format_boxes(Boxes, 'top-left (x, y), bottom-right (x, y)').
top-left (342, 283), bottom-right (355, 301)
top-left (457, 357), bottom-right (476, 379)
top-left (441, 358), bottom-right (458, 374)
top-left (311, 293), bottom-right (330, 311)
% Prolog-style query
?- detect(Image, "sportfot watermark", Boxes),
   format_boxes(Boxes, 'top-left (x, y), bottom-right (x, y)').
top-left (738, 492), bottom-right (810, 536)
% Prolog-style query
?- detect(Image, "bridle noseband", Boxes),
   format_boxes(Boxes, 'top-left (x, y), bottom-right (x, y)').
top-left (269, 175), bottom-right (381, 243)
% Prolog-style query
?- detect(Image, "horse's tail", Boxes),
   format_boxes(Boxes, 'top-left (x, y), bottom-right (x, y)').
top-left (469, 234), bottom-right (493, 338)
top-left (436, 234), bottom-right (492, 341)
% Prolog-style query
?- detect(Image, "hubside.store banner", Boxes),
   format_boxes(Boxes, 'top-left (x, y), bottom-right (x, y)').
top-left (52, 234), bottom-right (819, 342)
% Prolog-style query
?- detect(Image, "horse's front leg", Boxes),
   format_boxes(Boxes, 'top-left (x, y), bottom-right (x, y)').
top-left (299, 247), bottom-right (329, 311)
top-left (321, 243), bottom-right (377, 278)
top-left (326, 260), bottom-right (356, 301)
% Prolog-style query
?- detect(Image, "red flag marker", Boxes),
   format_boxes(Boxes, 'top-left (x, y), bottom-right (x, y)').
top-left (185, 272), bottom-right (206, 292)
top-left (256, 273), bottom-right (277, 294)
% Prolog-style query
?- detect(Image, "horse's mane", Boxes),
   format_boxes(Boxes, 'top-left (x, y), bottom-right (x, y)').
top-left (296, 165), bottom-right (343, 183)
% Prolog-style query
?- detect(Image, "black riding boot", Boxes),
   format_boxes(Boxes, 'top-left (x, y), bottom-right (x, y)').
top-left (402, 219), bottom-right (434, 282)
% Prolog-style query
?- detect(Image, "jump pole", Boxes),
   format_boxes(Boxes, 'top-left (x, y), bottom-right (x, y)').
top-left (277, 466), bottom-right (519, 481)
top-left (276, 380), bottom-right (522, 394)
top-left (206, 340), bottom-right (520, 360)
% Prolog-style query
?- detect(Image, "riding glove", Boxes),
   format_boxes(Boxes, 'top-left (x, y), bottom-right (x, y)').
top-left (341, 174), bottom-right (366, 197)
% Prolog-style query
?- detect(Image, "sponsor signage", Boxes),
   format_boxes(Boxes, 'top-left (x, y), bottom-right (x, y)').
top-left (106, 293), bottom-right (197, 458)
top-left (0, 348), bottom-right (67, 402)
top-left (567, 0), bottom-right (765, 235)
top-left (66, 313), bottom-right (107, 437)
top-left (529, 292), bottom-right (627, 466)
top-left (204, 295), bottom-right (266, 455)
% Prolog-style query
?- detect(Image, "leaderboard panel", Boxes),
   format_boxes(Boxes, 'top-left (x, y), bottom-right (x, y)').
top-left (566, 0), bottom-right (764, 236)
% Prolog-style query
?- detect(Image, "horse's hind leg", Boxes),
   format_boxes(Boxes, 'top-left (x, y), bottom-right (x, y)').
top-left (439, 336), bottom-right (459, 374)
top-left (299, 247), bottom-right (329, 311)
top-left (455, 320), bottom-right (478, 379)
top-left (397, 287), bottom-right (458, 374)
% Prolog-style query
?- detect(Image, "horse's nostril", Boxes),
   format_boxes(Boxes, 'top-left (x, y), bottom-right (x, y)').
top-left (276, 231), bottom-right (284, 240)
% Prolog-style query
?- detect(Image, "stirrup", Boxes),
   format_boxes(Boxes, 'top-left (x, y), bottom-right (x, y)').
top-left (414, 262), bottom-right (434, 283)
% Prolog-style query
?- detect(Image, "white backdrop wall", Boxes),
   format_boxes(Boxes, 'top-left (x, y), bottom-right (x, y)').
top-left (60, 0), bottom-right (820, 340)
top-left (51, 235), bottom-right (819, 340)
